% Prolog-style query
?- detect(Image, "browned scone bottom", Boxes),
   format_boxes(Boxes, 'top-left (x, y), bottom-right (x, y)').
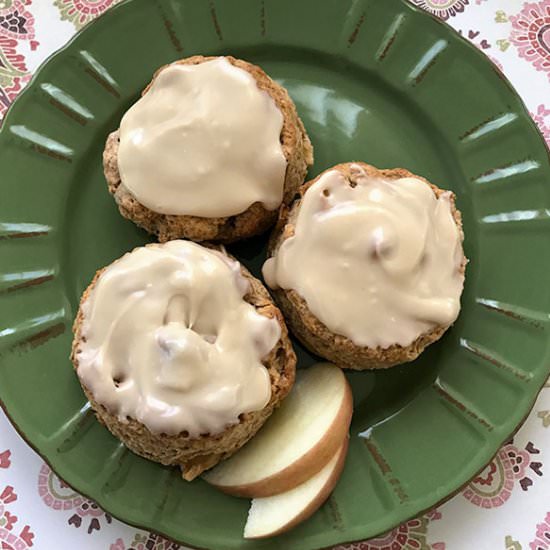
top-left (266, 162), bottom-right (467, 370)
top-left (103, 55), bottom-right (313, 243)
top-left (71, 246), bottom-right (296, 480)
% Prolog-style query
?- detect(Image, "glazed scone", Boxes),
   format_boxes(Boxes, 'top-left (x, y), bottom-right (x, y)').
top-left (71, 241), bottom-right (296, 480)
top-left (263, 162), bottom-right (466, 370)
top-left (103, 55), bottom-right (313, 243)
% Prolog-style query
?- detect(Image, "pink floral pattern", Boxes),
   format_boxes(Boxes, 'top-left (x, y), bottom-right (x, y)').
top-left (0, 36), bottom-right (30, 116)
top-left (0, 486), bottom-right (34, 549)
top-left (110, 533), bottom-right (180, 550)
top-left (411, 0), bottom-right (471, 20)
top-left (333, 510), bottom-right (445, 550)
top-left (462, 442), bottom-right (543, 508)
top-left (38, 464), bottom-right (112, 534)
top-left (0, 1), bottom-right (37, 49)
top-left (457, 28), bottom-right (492, 49)
top-left (530, 512), bottom-right (550, 549)
top-left (0, 452), bottom-right (10, 470)
top-left (531, 104), bottom-right (550, 145)
top-left (509, 1), bottom-right (550, 81)
top-left (0, 0), bottom-right (36, 119)
top-left (54, 0), bottom-right (121, 29)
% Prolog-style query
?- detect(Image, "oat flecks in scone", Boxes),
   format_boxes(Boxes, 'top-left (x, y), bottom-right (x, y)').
top-left (103, 55), bottom-right (313, 243)
top-left (266, 162), bottom-right (467, 371)
top-left (71, 246), bottom-right (296, 480)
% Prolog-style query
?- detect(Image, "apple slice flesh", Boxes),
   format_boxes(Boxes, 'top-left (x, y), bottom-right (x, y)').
top-left (244, 437), bottom-right (349, 539)
top-left (203, 363), bottom-right (352, 498)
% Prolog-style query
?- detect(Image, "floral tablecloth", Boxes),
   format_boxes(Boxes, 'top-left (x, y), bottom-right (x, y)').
top-left (0, 1), bottom-right (549, 549)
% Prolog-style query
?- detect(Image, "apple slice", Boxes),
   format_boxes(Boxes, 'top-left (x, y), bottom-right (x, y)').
top-left (244, 437), bottom-right (349, 539)
top-left (203, 363), bottom-right (352, 497)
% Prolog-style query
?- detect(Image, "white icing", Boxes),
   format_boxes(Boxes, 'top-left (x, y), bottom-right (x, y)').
top-left (117, 58), bottom-right (286, 217)
top-left (77, 241), bottom-right (280, 436)
top-left (263, 165), bottom-right (464, 349)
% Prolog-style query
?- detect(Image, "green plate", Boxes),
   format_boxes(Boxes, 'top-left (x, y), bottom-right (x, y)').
top-left (1, 0), bottom-right (549, 548)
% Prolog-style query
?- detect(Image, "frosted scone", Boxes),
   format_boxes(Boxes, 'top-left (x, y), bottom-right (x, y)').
top-left (263, 162), bottom-right (466, 370)
top-left (103, 56), bottom-right (313, 243)
top-left (71, 241), bottom-right (296, 480)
